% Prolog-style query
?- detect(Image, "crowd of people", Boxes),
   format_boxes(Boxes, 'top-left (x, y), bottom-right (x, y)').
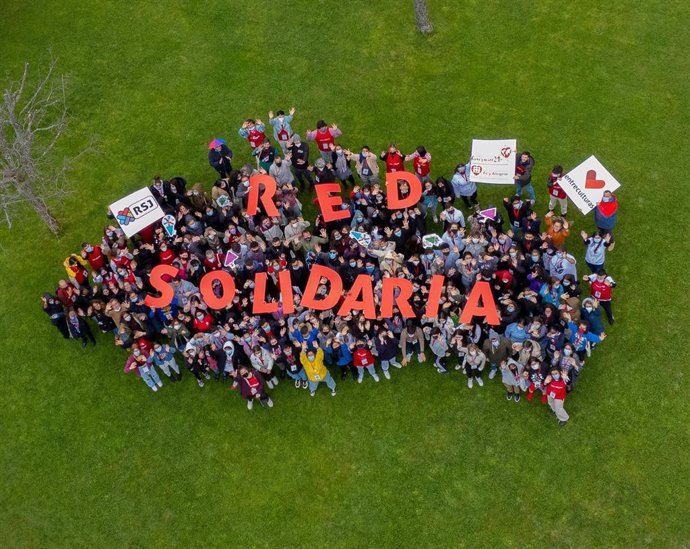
top-left (43, 108), bottom-right (620, 424)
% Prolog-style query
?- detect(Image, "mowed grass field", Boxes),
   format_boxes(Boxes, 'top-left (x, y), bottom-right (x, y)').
top-left (1, 1), bottom-right (689, 547)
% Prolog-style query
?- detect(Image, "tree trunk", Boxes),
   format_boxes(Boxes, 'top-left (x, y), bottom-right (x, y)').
top-left (15, 179), bottom-right (61, 235)
top-left (413, 0), bottom-right (433, 35)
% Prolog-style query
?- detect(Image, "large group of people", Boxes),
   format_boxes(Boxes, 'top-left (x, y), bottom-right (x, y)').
top-left (43, 108), bottom-right (620, 425)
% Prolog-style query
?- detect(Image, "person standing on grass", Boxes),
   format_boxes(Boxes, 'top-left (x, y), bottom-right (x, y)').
top-left (406, 146), bottom-right (432, 183)
top-left (287, 135), bottom-right (313, 190)
top-left (268, 107), bottom-right (295, 154)
top-left (546, 165), bottom-right (568, 217)
top-left (125, 345), bottom-right (163, 392)
top-left (306, 120), bottom-right (342, 162)
top-left (238, 118), bottom-right (267, 150)
top-left (451, 163), bottom-right (478, 209)
top-left (208, 142), bottom-right (233, 179)
top-left (583, 269), bottom-right (616, 324)
top-left (299, 342), bottom-right (337, 397)
top-left (66, 308), bottom-right (96, 347)
top-left (525, 358), bottom-right (548, 403)
top-left (380, 144), bottom-right (405, 173)
top-left (150, 342), bottom-right (182, 382)
top-left (594, 190), bottom-right (618, 247)
top-left (429, 329), bottom-right (450, 374)
top-left (462, 343), bottom-right (486, 389)
top-left (374, 329), bottom-right (402, 379)
top-left (482, 329), bottom-right (512, 380)
top-left (400, 320), bottom-right (426, 366)
top-left (503, 195), bottom-right (532, 234)
top-left (545, 367), bottom-right (569, 426)
top-left (352, 340), bottom-right (380, 383)
top-left (581, 231), bottom-right (612, 272)
top-left (232, 367), bottom-right (273, 410)
top-left (249, 344), bottom-right (280, 389)
top-left (330, 145), bottom-right (356, 187)
top-left (42, 293), bottom-right (69, 339)
top-left (500, 358), bottom-right (523, 402)
top-left (514, 151), bottom-right (536, 202)
top-left (347, 146), bottom-right (380, 186)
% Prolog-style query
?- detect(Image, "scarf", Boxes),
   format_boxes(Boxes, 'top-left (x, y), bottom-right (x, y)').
top-left (597, 196), bottom-right (618, 217)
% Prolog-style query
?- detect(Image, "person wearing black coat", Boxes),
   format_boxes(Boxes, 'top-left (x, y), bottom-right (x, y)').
top-left (66, 309), bottom-right (96, 347)
top-left (42, 293), bottom-right (69, 339)
top-left (503, 195), bottom-right (532, 234)
top-left (208, 144), bottom-right (233, 178)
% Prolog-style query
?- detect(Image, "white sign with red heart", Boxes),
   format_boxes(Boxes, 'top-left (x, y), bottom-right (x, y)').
top-left (559, 155), bottom-right (621, 214)
top-left (469, 139), bottom-right (517, 185)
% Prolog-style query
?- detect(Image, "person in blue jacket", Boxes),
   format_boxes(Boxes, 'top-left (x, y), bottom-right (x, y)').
top-left (327, 338), bottom-right (354, 379)
top-left (580, 297), bottom-right (605, 336)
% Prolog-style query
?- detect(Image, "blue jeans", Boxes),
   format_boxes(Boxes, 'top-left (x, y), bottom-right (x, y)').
top-left (380, 359), bottom-right (401, 371)
top-left (515, 182), bottom-right (536, 201)
top-left (286, 369), bottom-right (307, 382)
top-left (139, 365), bottom-right (161, 390)
top-left (308, 371), bottom-right (336, 392)
top-left (356, 365), bottom-right (378, 381)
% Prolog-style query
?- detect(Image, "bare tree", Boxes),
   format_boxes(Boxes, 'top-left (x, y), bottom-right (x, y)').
top-left (0, 56), bottom-right (88, 235)
top-left (413, 0), bottom-right (433, 35)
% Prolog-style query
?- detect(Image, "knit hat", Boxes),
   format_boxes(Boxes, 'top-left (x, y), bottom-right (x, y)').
top-left (489, 329), bottom-right (499, 340)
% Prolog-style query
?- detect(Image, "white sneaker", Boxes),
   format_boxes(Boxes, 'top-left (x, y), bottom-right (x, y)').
top-left (467, 378), bottom-right (473, 389)
top-left (331, 389), bottom-right (337, 397)
top-left (488, 369), bottom-right (496, 380)
top-left (267, 398), bottom-right (274, 408)
top-left (476, 377), bottom-right (484, 387)
top-left (373, 375), bottom-right (380, 382)
top-left (266, 380), bottom-right (274, 389)
top-left (203, 372), bottom-right (211, 380)
top-left (357, 376), bottom-right (363, 384)
top-left (156, 380), bottom-right (163, 387)
top-left (272, 377), bottom-right (279, 385)
top-left (392, 362), bottom-right (403, 369)
top-left (455, 364), bottom-right (462, 370)
top-left (294, 379), bottom-right (300, 388)
top-left (310, 391), bottom-right (316, 397)
top-left (383, 370), bottom-right (391, 380)
top-left (247, 400), bottom-right (253, 410)
top-left (302, 380), bottom-right (309, 389)
top-left (197, 379), bottom-right (204, 388)
top-left (152, 385), bottom-right (158, 392)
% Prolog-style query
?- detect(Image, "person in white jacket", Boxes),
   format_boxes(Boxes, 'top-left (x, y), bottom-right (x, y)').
top-left (249, 345), bottom-right (280, 389)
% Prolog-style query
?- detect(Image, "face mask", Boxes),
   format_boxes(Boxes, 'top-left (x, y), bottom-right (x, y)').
top-left (308, 356), bottom-right (315, 362)
top-left (394, 230), bottom-right (402, 237)
top-left (472, 238), bottom-right (479, 243)
top-left (553, 373), bottom-right (561, 380)
top-left (563, 349), bottom-right (572, 356)
top-left (507, 307), bottom-right (515, 313)
top-left (366, 266), bottom-right (374, 273)
top-left (328, 252), bottom-right (337, 259)
top-left (509, 251), bottom-right (517, 257)
top-left (336, 149), bottom-right (343, 155)
top-left (491, 339), bottom-right (498, 347)
top-left (133, 350), bottom-right (141, 357)
top-left (531, 255), bottom-right (539, 262)
top-left (563, 281), bottom-right (570, 287)
top-left (513, 202), bottom-right (521, 209)
top-left (334, 234), bottom-right (342, 240)
top-left (602, 196), bottom-right (613, 203)
top-left (469, 352), bottom-right (477, 357)
top-left (349, 261), bottom-right (356, 267)
top-left (593, 237), bottom-right (602, 242)
top-left (584, 306), bottom-right (593, 313)
top-left (86, 246), bottom-right (94, 253)
top-left (411, 260), bottom-right (419, 265)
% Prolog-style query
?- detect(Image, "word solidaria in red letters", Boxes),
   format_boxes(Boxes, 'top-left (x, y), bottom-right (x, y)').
top-left (144, 171), bottom-right (500, 323)
top-left (144, 264), bottom-right (500, 325)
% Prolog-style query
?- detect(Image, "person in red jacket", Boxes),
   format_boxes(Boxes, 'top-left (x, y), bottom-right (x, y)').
top-left (380, 144), bottom-right (405, 173)
top-left (306, 120), bottom-right (342, 162)
top-left (406, 146), bottom-right (432, 183)
top-left (583, 269), bottom-right (616, 324)
top-left (547, 165), bottom-right (568, 217)
top-left (192, 310), bottom-right (214, 333)
top-left (545, 367), bottom-right (569, 426)
top-left (232, 367), bottom-right (273, 410)
top-left (352, 340), bottom-right (379, 383)
top-left (80, 242), bottom-right (106, 271)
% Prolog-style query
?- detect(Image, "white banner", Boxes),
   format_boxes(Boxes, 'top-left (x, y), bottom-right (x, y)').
top-left (109, 187), bottom-right (165, 238)
top-left (469, 139), bottom-right (517, 184)
top-left (559, 155), bottom-right (621, 214)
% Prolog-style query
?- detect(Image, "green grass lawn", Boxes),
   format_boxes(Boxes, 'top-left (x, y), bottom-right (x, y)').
top-left (1, 1), bottom-right (689, 547)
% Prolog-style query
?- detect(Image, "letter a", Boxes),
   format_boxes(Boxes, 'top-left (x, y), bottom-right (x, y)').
top-left (459, 280), bottom-right (500, 325)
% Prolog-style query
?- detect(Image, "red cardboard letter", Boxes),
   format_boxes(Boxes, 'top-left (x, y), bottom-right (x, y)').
top-left (459, 280), bottom-right (500, 325)
top-left (337, 274), bottom-right (377, 319)
top-left (252, 272), bottom-right (278, 314)
top-left (144, 264), bottom-right (178, 308)
top-left (199, 270), bottom-right (236, 310)
top-left (380, 277), bottom-right (415, 318)
top-left (300, 265), bottom-right (343, 311)
top-left (278, 269), bottom-right (296, 315)
top-left (247, 174), bottom-right (278, 216)
top-left (423, 275), bottom-right (446, 318)
top-left (315, 183), bottom-right (351, 223)
top-left (386, 171), bottom-right (422, 210)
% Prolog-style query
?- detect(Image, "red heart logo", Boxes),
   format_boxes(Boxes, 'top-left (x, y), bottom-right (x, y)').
top-left (500, 147), bottom-right (511, 158)
top-left (585, 170), bottom-right (605, 189)
top-left (471, 165), bottom-right (482, 175)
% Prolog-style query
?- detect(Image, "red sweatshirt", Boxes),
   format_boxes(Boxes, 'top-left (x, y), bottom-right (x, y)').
top-left (546, 379), bottom-right (567, 400)
top-left (352, 348), bottom-right (375, 368)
